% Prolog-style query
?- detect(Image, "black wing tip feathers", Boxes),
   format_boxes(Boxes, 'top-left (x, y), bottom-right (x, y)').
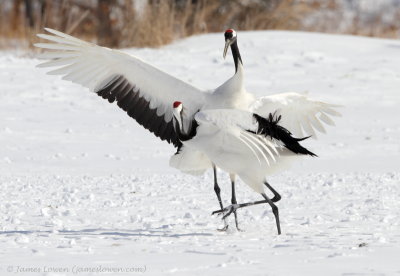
top-left (253, 112), bottom-right (317, 157)
top-left (95, 74), bottom-right (181, 148)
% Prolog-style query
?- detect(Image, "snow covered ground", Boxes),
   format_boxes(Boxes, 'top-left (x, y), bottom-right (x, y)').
top-left (1, 31), bottom-right (400, 275)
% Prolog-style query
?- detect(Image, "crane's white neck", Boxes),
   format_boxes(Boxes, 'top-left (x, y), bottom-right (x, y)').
top-left (173, 108), bottom-right (185, 134)
top-left (173, 110), bottom-right (197, 142)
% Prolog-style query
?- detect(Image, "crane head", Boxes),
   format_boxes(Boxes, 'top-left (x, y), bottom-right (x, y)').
top-left (172, 101), bottom-right (183, 129)
top-left (173, 101), bottom-right (182, 112)
top-left (223, 29), bottom-right (237, 59)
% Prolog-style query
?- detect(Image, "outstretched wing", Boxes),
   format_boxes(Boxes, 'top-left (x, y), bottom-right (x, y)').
top-left (35, 28), bottom-right (206, 147)
top-left (250, 92), bottom-right (341, 139)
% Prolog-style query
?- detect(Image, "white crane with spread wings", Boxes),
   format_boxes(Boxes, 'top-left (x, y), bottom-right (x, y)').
top-left (35, 28), bottom-right (340, 233)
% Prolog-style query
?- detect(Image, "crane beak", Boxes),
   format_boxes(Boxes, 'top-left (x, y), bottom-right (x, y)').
top-left (223, 39), bottom-right (231, 59)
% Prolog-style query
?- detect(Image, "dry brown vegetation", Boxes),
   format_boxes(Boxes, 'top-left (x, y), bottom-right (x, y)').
top-left (0, 0), bottom-right (315, 49)
top-left (1, 0), bottom-right (400, 50)
top-left (303, 0), bottom-right (400, 39)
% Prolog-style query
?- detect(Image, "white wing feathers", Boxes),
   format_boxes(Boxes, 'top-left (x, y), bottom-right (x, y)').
top-left (35, 28), bottom-right (205, 123)
top-left (250, 92), bottom-right (341, 139)
top-left (195, 109), bottom-right (280, 166)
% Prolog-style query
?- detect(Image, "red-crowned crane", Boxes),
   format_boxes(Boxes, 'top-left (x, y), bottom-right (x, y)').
top-left (213, 29), bottom-right (340, 231)
top-left (35, 28), bottom-right (340, 233)
top-left (172, 102), bottom-right (317, 234)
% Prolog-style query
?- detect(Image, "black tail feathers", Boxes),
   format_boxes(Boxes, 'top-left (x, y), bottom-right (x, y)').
top-left (253, 113), bottom-right (317, 157)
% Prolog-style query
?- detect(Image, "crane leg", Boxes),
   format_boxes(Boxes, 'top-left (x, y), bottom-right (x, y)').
top-left (264, 181), bottom-right (281, 203)
top-left (212, 182), bottom-right (281, 215)
top-left (261, 193), bottom-right (281, 235)
top-left (213, 165), bottom-right (228, 231)
top-left (211, 188), bottom-right (281, 235)
top-left (230, 174), bottom-right (241, 231)
top-left (212, 199), bottom-right (269, 216)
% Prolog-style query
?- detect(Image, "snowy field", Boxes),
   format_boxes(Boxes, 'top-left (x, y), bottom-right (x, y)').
top-left (1, 31), bottom-right (400, 275)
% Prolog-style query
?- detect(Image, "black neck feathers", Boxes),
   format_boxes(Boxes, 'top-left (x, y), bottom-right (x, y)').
top-left (173, 116), bottom-right (198, 142)
top-left (231, 40), bottom-right (243, 73)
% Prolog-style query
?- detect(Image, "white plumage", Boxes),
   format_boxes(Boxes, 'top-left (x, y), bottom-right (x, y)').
top-left (250, 92), bottom-right (340, 138)
top-left (175, 108), bottom-right (312, 193)
top-left (36, 28), bottom-right (204, 123)
top-left (190, 109), bottom-right (282, 192)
